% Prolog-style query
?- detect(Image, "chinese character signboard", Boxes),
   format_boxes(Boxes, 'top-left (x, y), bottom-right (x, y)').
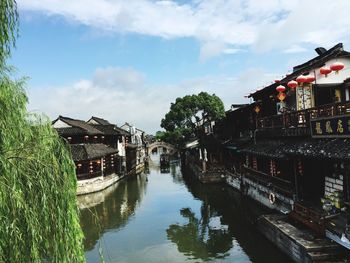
top-left (311, 115), bottom-right (350, 138)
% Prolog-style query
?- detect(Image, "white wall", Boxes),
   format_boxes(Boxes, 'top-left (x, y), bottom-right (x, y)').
top-left (52, 119), bottom-right (71, 128)
top-left (313, 57), bottom-right (350, 85)
top-left (117, 137), bottom-right (126, 157)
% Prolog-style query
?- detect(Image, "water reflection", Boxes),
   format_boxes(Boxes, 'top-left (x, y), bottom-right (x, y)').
top-left (167, 206), bottom-right (232, 261)
top-left (79, 174), bottom-right (148, 251)
top-left (174, 172), bottom-right (293, 263)
top-left (80, 162), bottom-right (292, 263)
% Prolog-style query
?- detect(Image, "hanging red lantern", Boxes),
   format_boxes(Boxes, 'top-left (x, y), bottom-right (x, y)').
top-left (276, 85), bottom-right (286, 92)
top-left (305, 75), bottom-right (315, 83)
top-left (276, 85), bottom-right (286, 101)
top-left (287, 80), bottom-right (298, 90)
top-left (330, 62), bottom-right (345, 74)
top-left (296, 75), bottom-right (307, 85)
top-left (320, 66), bottom-right (332, 77)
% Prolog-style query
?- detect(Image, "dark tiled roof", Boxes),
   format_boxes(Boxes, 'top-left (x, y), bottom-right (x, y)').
top-left (241, 140), bottom-right (294, 159)
top-left (286, 139), bottom-right (350, 161)
top-left (91, 125), bottom-right (121, 136)
top-left (113, 126), bottom-right (130, 136)
top-left (70, 143), bottom-right (118, 162)
top-left (54, 116), bottom-right (103, 135)
top-left (56, 127), bottom-right (86, 136)
top-left (241, 138), bottom-right (350, 161)
top-left (87, 116), bottom-right (130, 136)
top-left (88, 116), bottom-right (111, 125)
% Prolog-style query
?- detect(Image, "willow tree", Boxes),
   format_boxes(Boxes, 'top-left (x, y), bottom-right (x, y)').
top-left (0, 1), bottom-right (85, 262)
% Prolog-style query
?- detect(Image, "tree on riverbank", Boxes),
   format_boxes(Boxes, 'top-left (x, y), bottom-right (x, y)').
top-left (160, 92), bottom-right (225, 146)
top-left (0, 1), bottom-right (85, 262)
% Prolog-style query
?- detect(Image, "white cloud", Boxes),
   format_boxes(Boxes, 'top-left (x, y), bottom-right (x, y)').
top-left (19, 0), bottom-right (350, 59)
top-left (283, 45), bottom-right (307, 54)
top-left (27, 66), bottom-right (279, 133)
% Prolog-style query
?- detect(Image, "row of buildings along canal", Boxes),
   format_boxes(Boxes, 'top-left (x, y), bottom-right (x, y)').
top-left (183, 43), bottom-right (350, 262)
top-left (52, 116), bottom-right (154, 195)
top-left (53, 43), bottom-right (350, 262)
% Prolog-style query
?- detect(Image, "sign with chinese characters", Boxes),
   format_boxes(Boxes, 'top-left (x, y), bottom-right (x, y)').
top-left (311, 115), bottom-right (350, 138)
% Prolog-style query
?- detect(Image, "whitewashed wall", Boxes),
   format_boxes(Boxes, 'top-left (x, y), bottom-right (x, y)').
top-left (312, 57), bottom-right (350, 85)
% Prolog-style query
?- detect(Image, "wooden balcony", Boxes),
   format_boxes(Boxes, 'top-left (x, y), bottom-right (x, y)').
top-left (242, 166), bottom-right (294, 197)
top-left (257, 101), bottom-right (350, 136)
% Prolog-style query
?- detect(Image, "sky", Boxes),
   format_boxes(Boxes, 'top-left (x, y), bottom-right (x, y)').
top-left (11, 0), bottom-right (350, 134)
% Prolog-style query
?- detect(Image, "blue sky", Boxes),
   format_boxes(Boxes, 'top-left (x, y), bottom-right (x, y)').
top-left (13, 0), bottom-right (350, 133)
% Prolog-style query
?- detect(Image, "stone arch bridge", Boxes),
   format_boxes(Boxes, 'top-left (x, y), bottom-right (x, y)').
top-left (147, 141), bottom-right (178, 155)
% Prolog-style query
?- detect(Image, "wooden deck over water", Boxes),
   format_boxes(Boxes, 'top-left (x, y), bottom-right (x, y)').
top-left (258, 214), bottom-right (346, 262)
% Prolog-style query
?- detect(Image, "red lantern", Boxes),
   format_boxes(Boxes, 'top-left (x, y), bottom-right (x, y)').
top-left (287, 80), bottom-right (298, 90)
top-left (296, 75), bottom-right (307, 82)
top-left (320, 66), bottom-right (332, 77)
top-left (276, 85), bottom-right (286, 92)
top-left (330, 62), bottom-right (344, 74)
top-left (305, 75), bottom-right (315, 83)
top-left (296, 75), bottom-right (307, 85)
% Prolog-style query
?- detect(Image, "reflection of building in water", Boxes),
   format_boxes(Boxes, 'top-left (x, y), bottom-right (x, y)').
top-left (167, 206), bottom-right (232, 261)
top-left (170, 163), bottom-right (183, 184)
top-left (79, 174), bottom-right (148, 251)
top-left (167, 175), bottom-right (234, 261)
top-left (173, 174), bottom-right (290, 263)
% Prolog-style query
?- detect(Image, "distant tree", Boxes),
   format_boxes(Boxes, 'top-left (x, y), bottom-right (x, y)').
top-left (160, 92), bottom-right (225, 146)
top-left (155, 130), bottom-right (165, 141)
top-left (0, 1), bottom-right (85, 262)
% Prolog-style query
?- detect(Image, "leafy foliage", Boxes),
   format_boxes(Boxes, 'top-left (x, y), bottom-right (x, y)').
top-left (0, 76), bottom-right (85, 262)
top-left (0, 0), bottom-right (18, 66)
top-left (0, 1), bottom-right (85, 262)
top-left (160, 92), bottom-right (225, 146)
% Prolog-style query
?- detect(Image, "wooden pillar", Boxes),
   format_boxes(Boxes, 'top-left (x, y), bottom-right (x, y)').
top-left (293, 159), bottom-right (299, 202)
top-left (101, 157), bottom-right (104, 176)
top-left (202, 159), bottom-right (207, 173)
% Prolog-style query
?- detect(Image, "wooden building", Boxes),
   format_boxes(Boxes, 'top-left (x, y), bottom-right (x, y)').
top-left (120, 122), bottom-right (147, 173)
top-left (87, 116), bottom-right (130, 174)
top-left (52, 116), bottom-right (127, 180)
top-left (195, 43), bottom-right (350, 250)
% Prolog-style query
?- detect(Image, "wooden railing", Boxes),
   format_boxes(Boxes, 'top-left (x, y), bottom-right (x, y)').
top-left (242, 166), bottom-right (293, 197)
top-left (289, 202), bottom-right (326, 236)
top-left (258, 101), bottom-right (350, 130)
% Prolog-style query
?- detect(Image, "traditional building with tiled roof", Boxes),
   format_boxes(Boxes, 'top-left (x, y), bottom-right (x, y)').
top-left (187, 43), bottom-right (350, 253)
top-left (52, 116), bottom-right (124, 188)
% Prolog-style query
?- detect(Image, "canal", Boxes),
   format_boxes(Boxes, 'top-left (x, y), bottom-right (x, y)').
top-left (78, 159), bottom-right (292, 263)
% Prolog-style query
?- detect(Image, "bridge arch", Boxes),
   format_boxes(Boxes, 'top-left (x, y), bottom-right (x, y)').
top-left (147, 141), bottom-right (177, 155)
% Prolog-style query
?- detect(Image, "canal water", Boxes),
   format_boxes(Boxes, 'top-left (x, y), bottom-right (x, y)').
top-left (79, 158), bottom-right (292, 263)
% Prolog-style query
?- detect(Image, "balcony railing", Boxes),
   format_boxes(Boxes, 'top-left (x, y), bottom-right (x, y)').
top-left (242, 166), bottom-right (293, 197)
top-left (257, 101), bottom-right (350, 130)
